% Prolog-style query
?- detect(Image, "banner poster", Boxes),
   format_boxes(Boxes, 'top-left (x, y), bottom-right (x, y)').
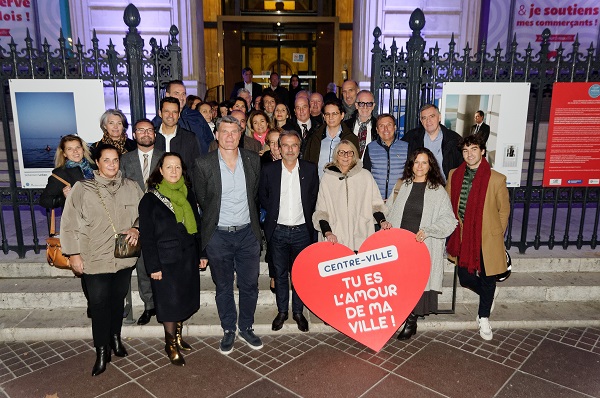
top-left (439, 82), bottom-right (530, 187)
top-left (543, 82), bottom-right (600, 187)
top-left (292, 229), bottom-right (430, 352)
top-left (9, 79), bottom-right (106, 188)
top-left (0, 0), bottom-right (36, 46)
top-left (512, 0), bottom-right (600, 51)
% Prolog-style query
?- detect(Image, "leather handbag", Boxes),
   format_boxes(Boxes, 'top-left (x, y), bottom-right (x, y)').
top-left (94, 180), bottom-right (141, 258)
top-left (45, 174), bottom-right (71, 269)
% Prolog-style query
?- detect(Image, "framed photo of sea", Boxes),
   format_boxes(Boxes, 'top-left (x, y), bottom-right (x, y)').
top-left (9, 79), bottom-right (105, 188)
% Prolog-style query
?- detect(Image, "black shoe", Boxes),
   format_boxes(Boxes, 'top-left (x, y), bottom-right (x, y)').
top-left (271, 312), bottom-right (288, 331)
top-left (293, 313), bottom-right (309, 332)
top-left (238, 328), bottom-right (263, 350)
top-left (110, 334), bottom-right (128, 357)
top-left (91, 346), bottom-right (111, 376)
top-left (219, 330), bottom-right (236, 355)
top-left (397, 313), bottom-right (418, 340)
top-left (137, 309), bottom-right (156, 325)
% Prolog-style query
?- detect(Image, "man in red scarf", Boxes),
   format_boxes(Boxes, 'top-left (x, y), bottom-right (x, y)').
top-left (446, 134), bottom-right (510, 341)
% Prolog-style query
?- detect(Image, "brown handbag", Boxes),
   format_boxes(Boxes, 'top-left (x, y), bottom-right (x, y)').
top-left (94, 180), bottom-right (141, 258)
top-left (46, 174), bottom-right (71, 268)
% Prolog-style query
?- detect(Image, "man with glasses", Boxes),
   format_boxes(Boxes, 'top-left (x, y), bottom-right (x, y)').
top-left (402, 104), bottom-right (462, 180)
top-left (303, 100), bottom-right (359, 177)
top-left (344, 90), bottom-right (378, 158)
top-left (120, 118), bottom-right (164, 325)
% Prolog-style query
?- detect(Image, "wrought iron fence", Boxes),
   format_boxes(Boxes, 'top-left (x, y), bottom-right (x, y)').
top-left (0, 4), bottom-right (182, 258)
top-left (371, 9), bottom-right (600, 254)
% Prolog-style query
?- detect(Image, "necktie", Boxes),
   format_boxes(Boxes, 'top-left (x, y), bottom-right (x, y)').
top-left (474, 124), bottom-right (480, 134)
top-left (358, 122), bottom-right (368, 158)
top-left (301, 124), bottom-right (308, 139)
top-left (142, 154), bottom-right (149, 187)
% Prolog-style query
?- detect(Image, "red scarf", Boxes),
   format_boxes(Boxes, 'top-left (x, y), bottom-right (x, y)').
top-left (447, 158), bottom-right (491, 274)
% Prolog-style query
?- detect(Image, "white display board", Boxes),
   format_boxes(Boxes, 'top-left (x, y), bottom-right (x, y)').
top-left (9, 79), bottom-right (106, 188)
top-left (439, 82), bottom-right (531, 187)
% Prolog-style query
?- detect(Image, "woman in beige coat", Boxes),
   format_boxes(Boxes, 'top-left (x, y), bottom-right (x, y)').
top-left (313, 140), bottom-right (388, 251)
top-left (62, 144), bottom-right (143, 376)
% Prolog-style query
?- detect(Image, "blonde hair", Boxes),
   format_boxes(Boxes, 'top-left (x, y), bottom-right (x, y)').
top-left (54, 135), bottom-right (94, 168)
top-left (328, 139), bottom-right (359, 171)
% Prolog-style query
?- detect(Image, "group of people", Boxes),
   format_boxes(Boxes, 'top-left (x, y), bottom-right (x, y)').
top-left (39, 72), bottom-right (509, 377)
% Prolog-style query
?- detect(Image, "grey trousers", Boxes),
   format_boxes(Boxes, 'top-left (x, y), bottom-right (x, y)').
top-left (135, 253), bottom-right (154, 310)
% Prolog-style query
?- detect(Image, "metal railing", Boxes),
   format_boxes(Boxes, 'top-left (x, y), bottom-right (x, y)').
top-left (371, 9), bottom-right (600, 254)
top-left (0, 4), bottom-right (182, 258)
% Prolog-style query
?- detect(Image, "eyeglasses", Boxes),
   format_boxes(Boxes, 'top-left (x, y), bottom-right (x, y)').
top-left (337, 150), bottom-right (354, 157)
top-left (135, 128), bottom-right (155, 134)
top-left (323, 112), bottom-right (341, 118)
top-left (357, 102), bottom-right (374, 108)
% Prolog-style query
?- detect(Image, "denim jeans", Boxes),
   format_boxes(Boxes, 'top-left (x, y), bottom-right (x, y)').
top-left (205, 225), bottom-right (260, 331)
top-left (270, 224), bottom-right (312, 314)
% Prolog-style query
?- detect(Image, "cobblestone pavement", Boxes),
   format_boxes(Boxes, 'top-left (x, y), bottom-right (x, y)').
top-left (1, 327), bottom-right (599, 397)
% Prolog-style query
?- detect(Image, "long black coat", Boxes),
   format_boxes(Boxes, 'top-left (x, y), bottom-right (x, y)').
top-left (138, 189), bottom-right (201, 322)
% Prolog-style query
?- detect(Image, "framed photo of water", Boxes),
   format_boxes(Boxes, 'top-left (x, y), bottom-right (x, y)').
top-left (9, 79), bottom-right (105, 188)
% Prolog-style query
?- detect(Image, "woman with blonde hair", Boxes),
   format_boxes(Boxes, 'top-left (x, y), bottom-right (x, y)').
top-left (40, 135), bottom-right (96, 209)
top-left (90, 109), bottom-right (136, 158)
top-left (313, 140), bottom-right (389, 252)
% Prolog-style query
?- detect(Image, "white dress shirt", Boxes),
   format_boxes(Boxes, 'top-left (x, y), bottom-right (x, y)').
top-left (277, 160), bottom-right (305, 226)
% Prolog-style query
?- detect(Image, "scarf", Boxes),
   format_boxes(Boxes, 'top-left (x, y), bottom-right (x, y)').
top-left (65, 158), bottom-right (94, 179)
top-left (447, 157), bottom-right (491, 274)
top-left (156, 178), bottom-right (197, 234)
top-left (100, 132), bottom-right (129, 154)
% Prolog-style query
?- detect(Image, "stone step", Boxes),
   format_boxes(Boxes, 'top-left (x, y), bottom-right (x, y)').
top-left (1, 300), bottom-right (600, 342)
top-left (2, 270), bottom-right (600, 310)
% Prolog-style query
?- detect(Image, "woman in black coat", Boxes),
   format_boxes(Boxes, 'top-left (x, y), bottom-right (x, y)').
top-left (90, 109), bottom-right (136, 158)
top-left (138, 152), bottom-right (201, 366)
top-left (39, 135), bottom-right (96, 209)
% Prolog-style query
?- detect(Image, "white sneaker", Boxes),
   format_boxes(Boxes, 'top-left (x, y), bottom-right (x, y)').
top-left (477, 316), bottom-right (493, 341)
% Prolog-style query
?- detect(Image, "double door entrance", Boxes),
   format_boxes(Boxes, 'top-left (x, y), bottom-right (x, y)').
top-left (218, 16), bottom-right (339, 97)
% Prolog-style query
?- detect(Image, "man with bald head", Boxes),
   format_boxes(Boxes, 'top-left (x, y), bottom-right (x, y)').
top-left (309, 92), bottom-right (324, 126)
top-left (341, 80), bottom-right (359, 121)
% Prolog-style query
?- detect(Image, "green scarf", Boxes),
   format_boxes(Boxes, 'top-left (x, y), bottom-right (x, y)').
top-left (156, 178), bottom-right (198, 234)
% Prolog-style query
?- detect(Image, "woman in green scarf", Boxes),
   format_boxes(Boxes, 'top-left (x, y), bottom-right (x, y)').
top-left (139, 153), bottom-right (201, 366)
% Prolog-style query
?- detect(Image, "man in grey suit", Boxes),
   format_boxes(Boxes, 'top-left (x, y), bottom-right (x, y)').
top-left (120, 118), bottom-right (165, 325)
top-left (192, 115), bottom-right (263, 355)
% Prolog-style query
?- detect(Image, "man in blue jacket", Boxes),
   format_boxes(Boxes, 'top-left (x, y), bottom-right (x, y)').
top-left (363, 114), bottom-right (408, 201)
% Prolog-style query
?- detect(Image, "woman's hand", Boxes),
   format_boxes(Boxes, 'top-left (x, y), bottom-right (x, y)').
top-left (415, 229), bottom-right (427, 243)
top-left (70, 254), bottom-right (84, 275)
top-left (151, 271), bottom-right (162, 280)
top-left (199, 259), bottom-right (208, 270)
top-left (62, 186), bottom-right (72, 198)
top-left (324, 232), bottom-right (338, 244)
top-left (380, 221), bottom-right (392, 230)
top-left (123, 227), bottom-right (140, 245)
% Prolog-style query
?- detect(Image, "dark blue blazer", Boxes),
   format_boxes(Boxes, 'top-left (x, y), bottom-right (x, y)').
top-left (259, 159), bottom-right (319, 242)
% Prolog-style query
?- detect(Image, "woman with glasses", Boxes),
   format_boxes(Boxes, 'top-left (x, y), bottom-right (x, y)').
top-left (313, 140), bottom-right (388, 252)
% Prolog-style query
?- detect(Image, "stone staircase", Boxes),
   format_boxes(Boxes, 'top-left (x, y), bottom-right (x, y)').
top-left (1, 252), bottom-right (599, 342)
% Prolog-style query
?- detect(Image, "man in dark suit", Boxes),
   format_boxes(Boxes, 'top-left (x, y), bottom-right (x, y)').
top-left (472, 110), bottom-right (491, 145)
top-left (192, 115), bottom-right (263, 355)
top-left (230, 67), bottom-right (263, 103)
top-left (267, 72), bottom-right (289, 106)
top-left (154, 97), bottom-right (200, 170)
top-left (259, 131), bottom-right (318, 332)
top-left (152, 80), bottom-right (214, 155)
top-left (120, 118), bottom-right (165, 325)
top-left (402, 103), bottom-right (463, 180)
top-left (343, 90), bottom-right (378, 158)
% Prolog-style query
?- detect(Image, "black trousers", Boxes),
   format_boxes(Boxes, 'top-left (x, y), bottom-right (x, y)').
top-left (82, 267), bottom-right (134, 348)
top-left (457, 253), bottom-right (496, 318)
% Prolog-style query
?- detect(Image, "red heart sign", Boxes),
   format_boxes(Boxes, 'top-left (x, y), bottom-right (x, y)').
top-left (292, 228), bottom-right (431, 352)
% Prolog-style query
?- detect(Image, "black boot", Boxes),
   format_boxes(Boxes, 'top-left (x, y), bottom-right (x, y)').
top-left (110, 334), bottom-right (128, 357)
top-left (397, 313), bottom-right (418, 340)
top-left (91, 346), bottom-right (111, 376)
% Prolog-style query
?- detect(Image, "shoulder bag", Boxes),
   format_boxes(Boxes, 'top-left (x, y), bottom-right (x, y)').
top-left (46, 174), bottom-right (71, 269)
